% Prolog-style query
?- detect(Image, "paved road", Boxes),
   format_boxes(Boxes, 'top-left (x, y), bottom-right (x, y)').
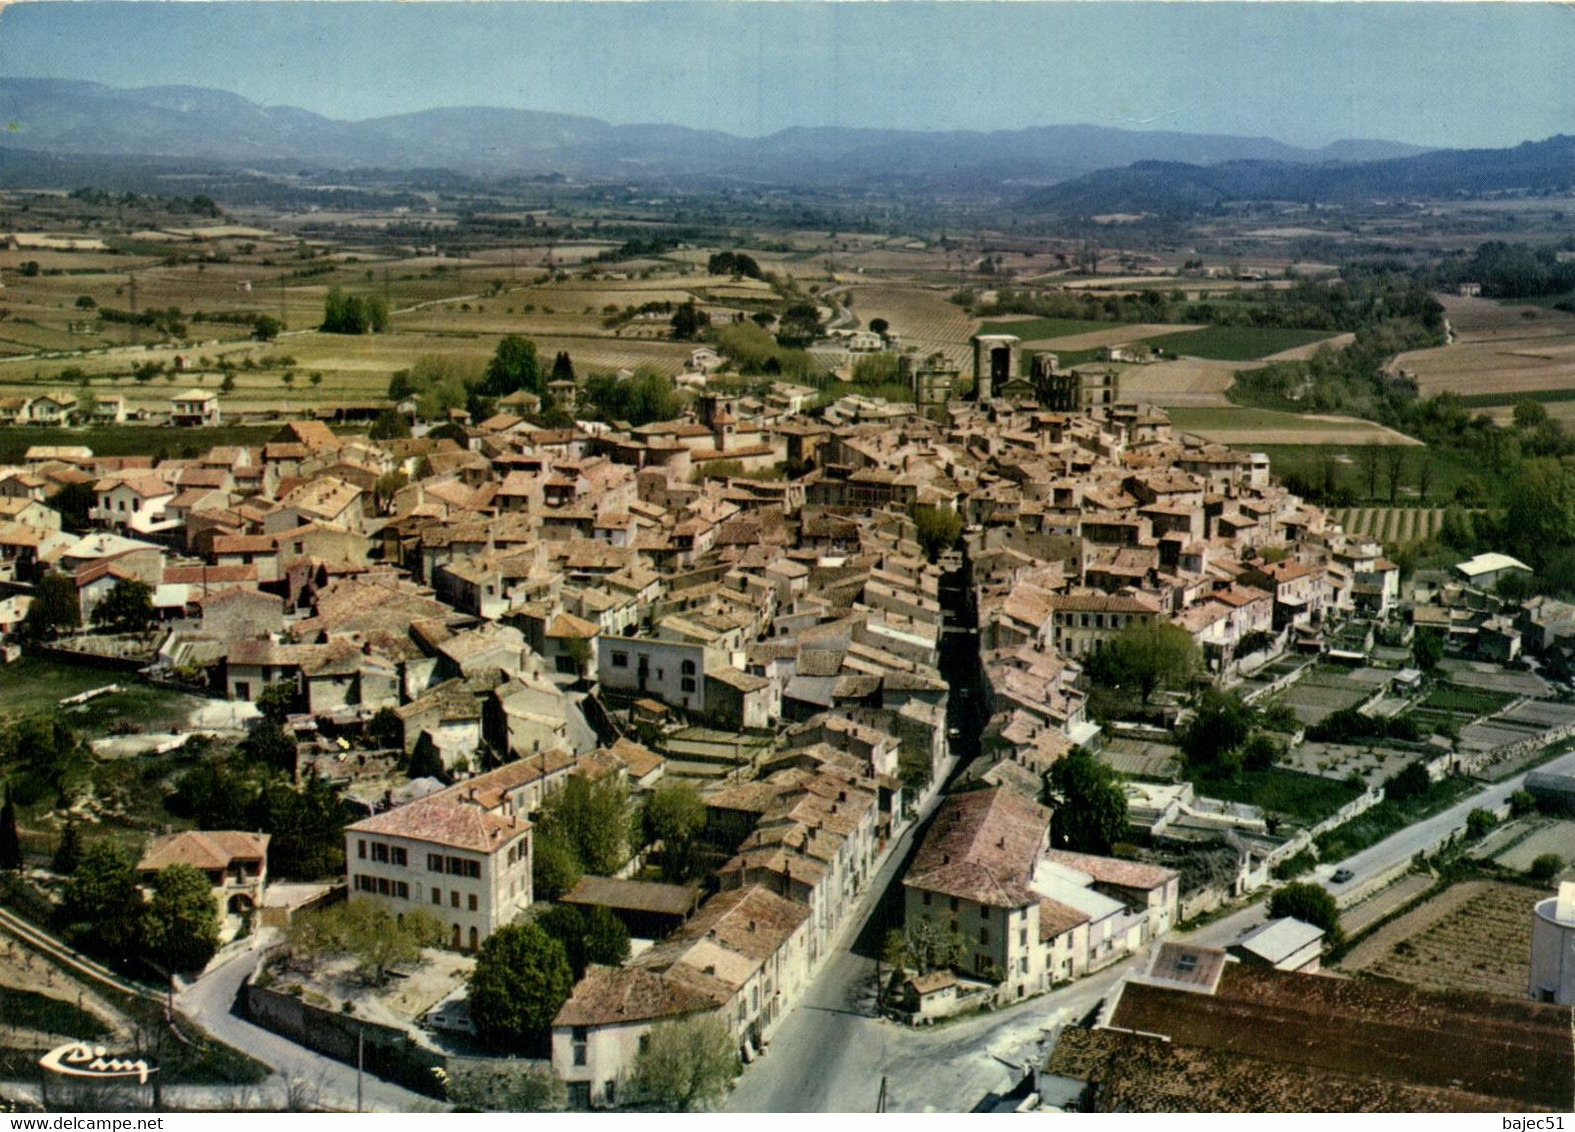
top-left (176, 938), bottom-right (444, 1113)
top-left (724, 751), bottom-right (1575, 1113)
top-left (1316, 747), bottom-right (1575, 899)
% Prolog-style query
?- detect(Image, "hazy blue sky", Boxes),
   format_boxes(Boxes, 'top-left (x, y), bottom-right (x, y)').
top-left (3, 2), bottom-right (1573, 149)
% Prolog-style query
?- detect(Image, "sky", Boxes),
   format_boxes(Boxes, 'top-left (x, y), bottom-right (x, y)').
top-left (2, 2), bottom-right (1574, 150)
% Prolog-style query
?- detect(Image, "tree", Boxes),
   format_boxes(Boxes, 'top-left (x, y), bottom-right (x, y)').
top-left (75, 295), bottom-right (97, 310)
top-left (481, 334), bottom-right (542, 398)
top-left (48, 482), bottom-right (97, 533)
top-left (531, 830), bottom-right (582, 901)
top-left (90, 578), bottom-right (154, 634)
top-left (644, 781), bottom-right (706, 883)
top-left (58, 841), bottom-right (145, 962)
top-left (628, 1015), bottom-right (740, 1112)
top-left (669, 302), bottom-right (710, 341)
top-left (143, 863), bottom-right (221, 974)
top-left (22, 570), bottom-right (80, 640)
top-left (550, 351), bottom-right (575, 385)
top-left (1046, 750), bottom-right (1128, 854)
top-left (910, 504), bottom-right (962, 562)
top-left (284, 901), bottom-right (442, 985)
top-left (373, 470), bottom-right (409, 512)
top-left (220, 372), bottom-right (236, 394)
top-left (367, 707), bottom-right (403, 751)
top-left (468, 922), bottom-right (574, 1050)
top-left (1178, 689), bottom-right (1256, 772)
top-left (1384, 447), bottom-right (1407, 504)
top-left (1510, 789), bottom-right (1537, 817)
top-left (1360, 444), bottom-right (1381, 499)
top-left (250, 771), bottom-right (344, 879)
top-left (776, 301), bottom-right (825, 348)
top-left (1267, 881), bottom-right (1342, 944)
top-left (0, 787), bottom-right (20, 871)
top-left (1413, 628), bottom-right (1445, 672)
top-left (52, 820), bottom-right (82, 875)
top-left (583, 904), bottom-right (631, 968)
top-left (868, 317), bottom-right (890, 336)
top-left (407, 732), bottom-right (446, 781)
top-left (1417, 458), bottom-right (1433, 504)
top-left (1529, 853), bottom-right (1565, 882)
top-left (251, 314), bottom-right (283, 342)
top-left (538, 775), bottom-right (633, 877)
top-left (1090, 621), bottom-right (1200, 704)
top-left (1465, 807), bottom-right (1498, 839)
top-left (445, 1063), bottom-right (566, 1112)
top-left (1385, 760), bottom-right (1431, 803)
top-left (256, 680), bottom-right (297, 725)
top-left (369, 408), bottom-right (410, 441)
top-left (1504, 458), bottom-right (1575, 568)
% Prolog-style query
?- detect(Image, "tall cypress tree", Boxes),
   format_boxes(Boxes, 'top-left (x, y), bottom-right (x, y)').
top-left (0, 787), bottom-right (24, 871)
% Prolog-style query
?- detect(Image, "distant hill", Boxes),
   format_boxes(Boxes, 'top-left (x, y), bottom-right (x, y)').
top-left (1027, 135), bottom-right (1575, 216)
top-left (0, 77), bottom-right (1431, 190)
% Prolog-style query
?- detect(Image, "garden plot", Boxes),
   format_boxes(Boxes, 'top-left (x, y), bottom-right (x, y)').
top-left (1099, 737), bottom-right (1182, 780)
top-left (1274, 668), bottom-right (1377, 726)
top-left (1284, 742), bottom-right (1416, 786)
top-left (1493, 819), bottom-right (1575, 874)
top-left (1340, 881), bottom-right (1540, 999)
top-left (1457, 718), bottom-right (1547, 754)
top-left (1436, 659), bottom-right (1550, 699)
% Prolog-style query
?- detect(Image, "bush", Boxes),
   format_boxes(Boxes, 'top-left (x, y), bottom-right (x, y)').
top-left (1465, 807), bottom-right (1498, 839)
top-left (1529, 853), bottom-right (1565, 882)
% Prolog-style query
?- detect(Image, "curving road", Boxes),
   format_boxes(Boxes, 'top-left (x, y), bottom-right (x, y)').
top-left (722, 750), bottom-right (1575, 1112)
top-left (176, 938), bottom-right (445, 1113)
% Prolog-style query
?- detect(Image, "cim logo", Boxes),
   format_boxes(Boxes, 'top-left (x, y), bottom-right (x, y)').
top-left (38, 1042), bottom-right (158, 1084)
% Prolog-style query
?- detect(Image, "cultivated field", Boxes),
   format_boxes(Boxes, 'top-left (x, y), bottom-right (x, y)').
top-left (1396, 294), bottom-right (1575, 400)
top-left (1339, 880), bottom-right (1540, 1000)
top-left (1016, 322), bottom-right (1199, 352)
top-left (1332, 507), bottom-right (1446, 545)
top-left (1165, 407), bottom-right (1422, 447)
top-left (1491, 818), bottom-right (1575, 874)
top-left (854, 285), bottom-right (977, 369)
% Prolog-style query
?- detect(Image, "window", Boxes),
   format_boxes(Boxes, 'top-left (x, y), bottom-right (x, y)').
top-left (391, 847), bottom-right (407, 868)
top-left (638, 1035), bottom-right (650, 1054)
top-left (376, 877), bottom-right (391, 896)
top-left (431, 889), bottom-right (442, 905)
top-left (611, 651), bottom-right (629, 669)
top-left (451, 891), bottom-right (460, 909)
top-left (572, 1027), bottom-right (588, 1068)
top-left (468, 894), bottom-right (478, 912)
top-left (949, 897), bottom-right (959, 913)
top-left (980, 927), bottom-right (990, 945)
top-left (396, 882), bottom-right (409, 900)
top-left (358, 840), bottom-right (366, 860)
top-left (680, 659), bottom-right (696, 675)
top-left (922, 891), bottom-right (931, 907)
top-left (1019, 928), bottom-right (1028, 949)
top-left (372, 843), bottom-right (389, 864)
top-left (680, 677), bottom-right (696, 693)
top-left (428, 853), bottom-right (443, 872)
top-left (1174, 952), bottom-right (1199, 974)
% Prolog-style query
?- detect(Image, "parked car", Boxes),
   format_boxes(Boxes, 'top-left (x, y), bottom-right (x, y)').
top-left (1331, 868), bottom-right (1355, 884)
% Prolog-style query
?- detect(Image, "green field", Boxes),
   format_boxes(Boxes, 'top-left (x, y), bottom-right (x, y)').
top-left (0, 986), bottom-right (110, 1039)
top-left (1165, 407), bottom-right (1390, 433)
top-left (1252, 443), bottom-right (1500, 507)
top-left (1421, 685), bottom-right (1516, 715)
top-left (1140, 325), bottom-right (1339, 361)
top-left (0, 657), bottom-right (197, 732)
top-left (1195, 767), bottom-right (1363, 824)
top-left (976, 317), bottom-right (1131, 340)
top-left (0, 424), bottom-right (287, 462)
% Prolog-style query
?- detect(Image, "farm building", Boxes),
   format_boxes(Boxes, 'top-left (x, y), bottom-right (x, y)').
top-left (1530, 882), bottom-right (1575, 1005)
top-left (1227, 917), bottom-right (1324, 972)
top-left (1454, 553), bottom-right (1531, 590)
top-left (1526, 768), bottom-right (1575, 814)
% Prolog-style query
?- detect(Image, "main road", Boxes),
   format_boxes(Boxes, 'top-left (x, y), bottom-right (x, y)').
top-left (724, 749), bottom-right (1575, 1113)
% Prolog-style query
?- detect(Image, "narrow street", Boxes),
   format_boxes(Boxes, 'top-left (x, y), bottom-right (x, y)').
top-left (722, 712), bottom-right (1573, 1112)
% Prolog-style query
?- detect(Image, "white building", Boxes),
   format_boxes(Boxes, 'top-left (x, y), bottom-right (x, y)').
top-left (1530, 882), bottom-right (1575, 1005)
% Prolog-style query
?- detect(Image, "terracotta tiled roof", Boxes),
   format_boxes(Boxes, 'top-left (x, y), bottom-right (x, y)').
top-left (345, 795), bottom-right (529, 853)
top-left (137, 830), bottom-right (269, 873)
top-left (904, 787), bottom-right (1050, 908)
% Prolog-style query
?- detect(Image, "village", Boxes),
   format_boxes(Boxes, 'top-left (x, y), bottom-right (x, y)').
top-left (0, 308), bottom-right (1570, 1114)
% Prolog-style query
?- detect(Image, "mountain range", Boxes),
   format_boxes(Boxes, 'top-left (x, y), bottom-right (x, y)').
top-left (0, 78), bottom-right (1431, 190)
top-left (1027, 135), bottom-right (1575, 215)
